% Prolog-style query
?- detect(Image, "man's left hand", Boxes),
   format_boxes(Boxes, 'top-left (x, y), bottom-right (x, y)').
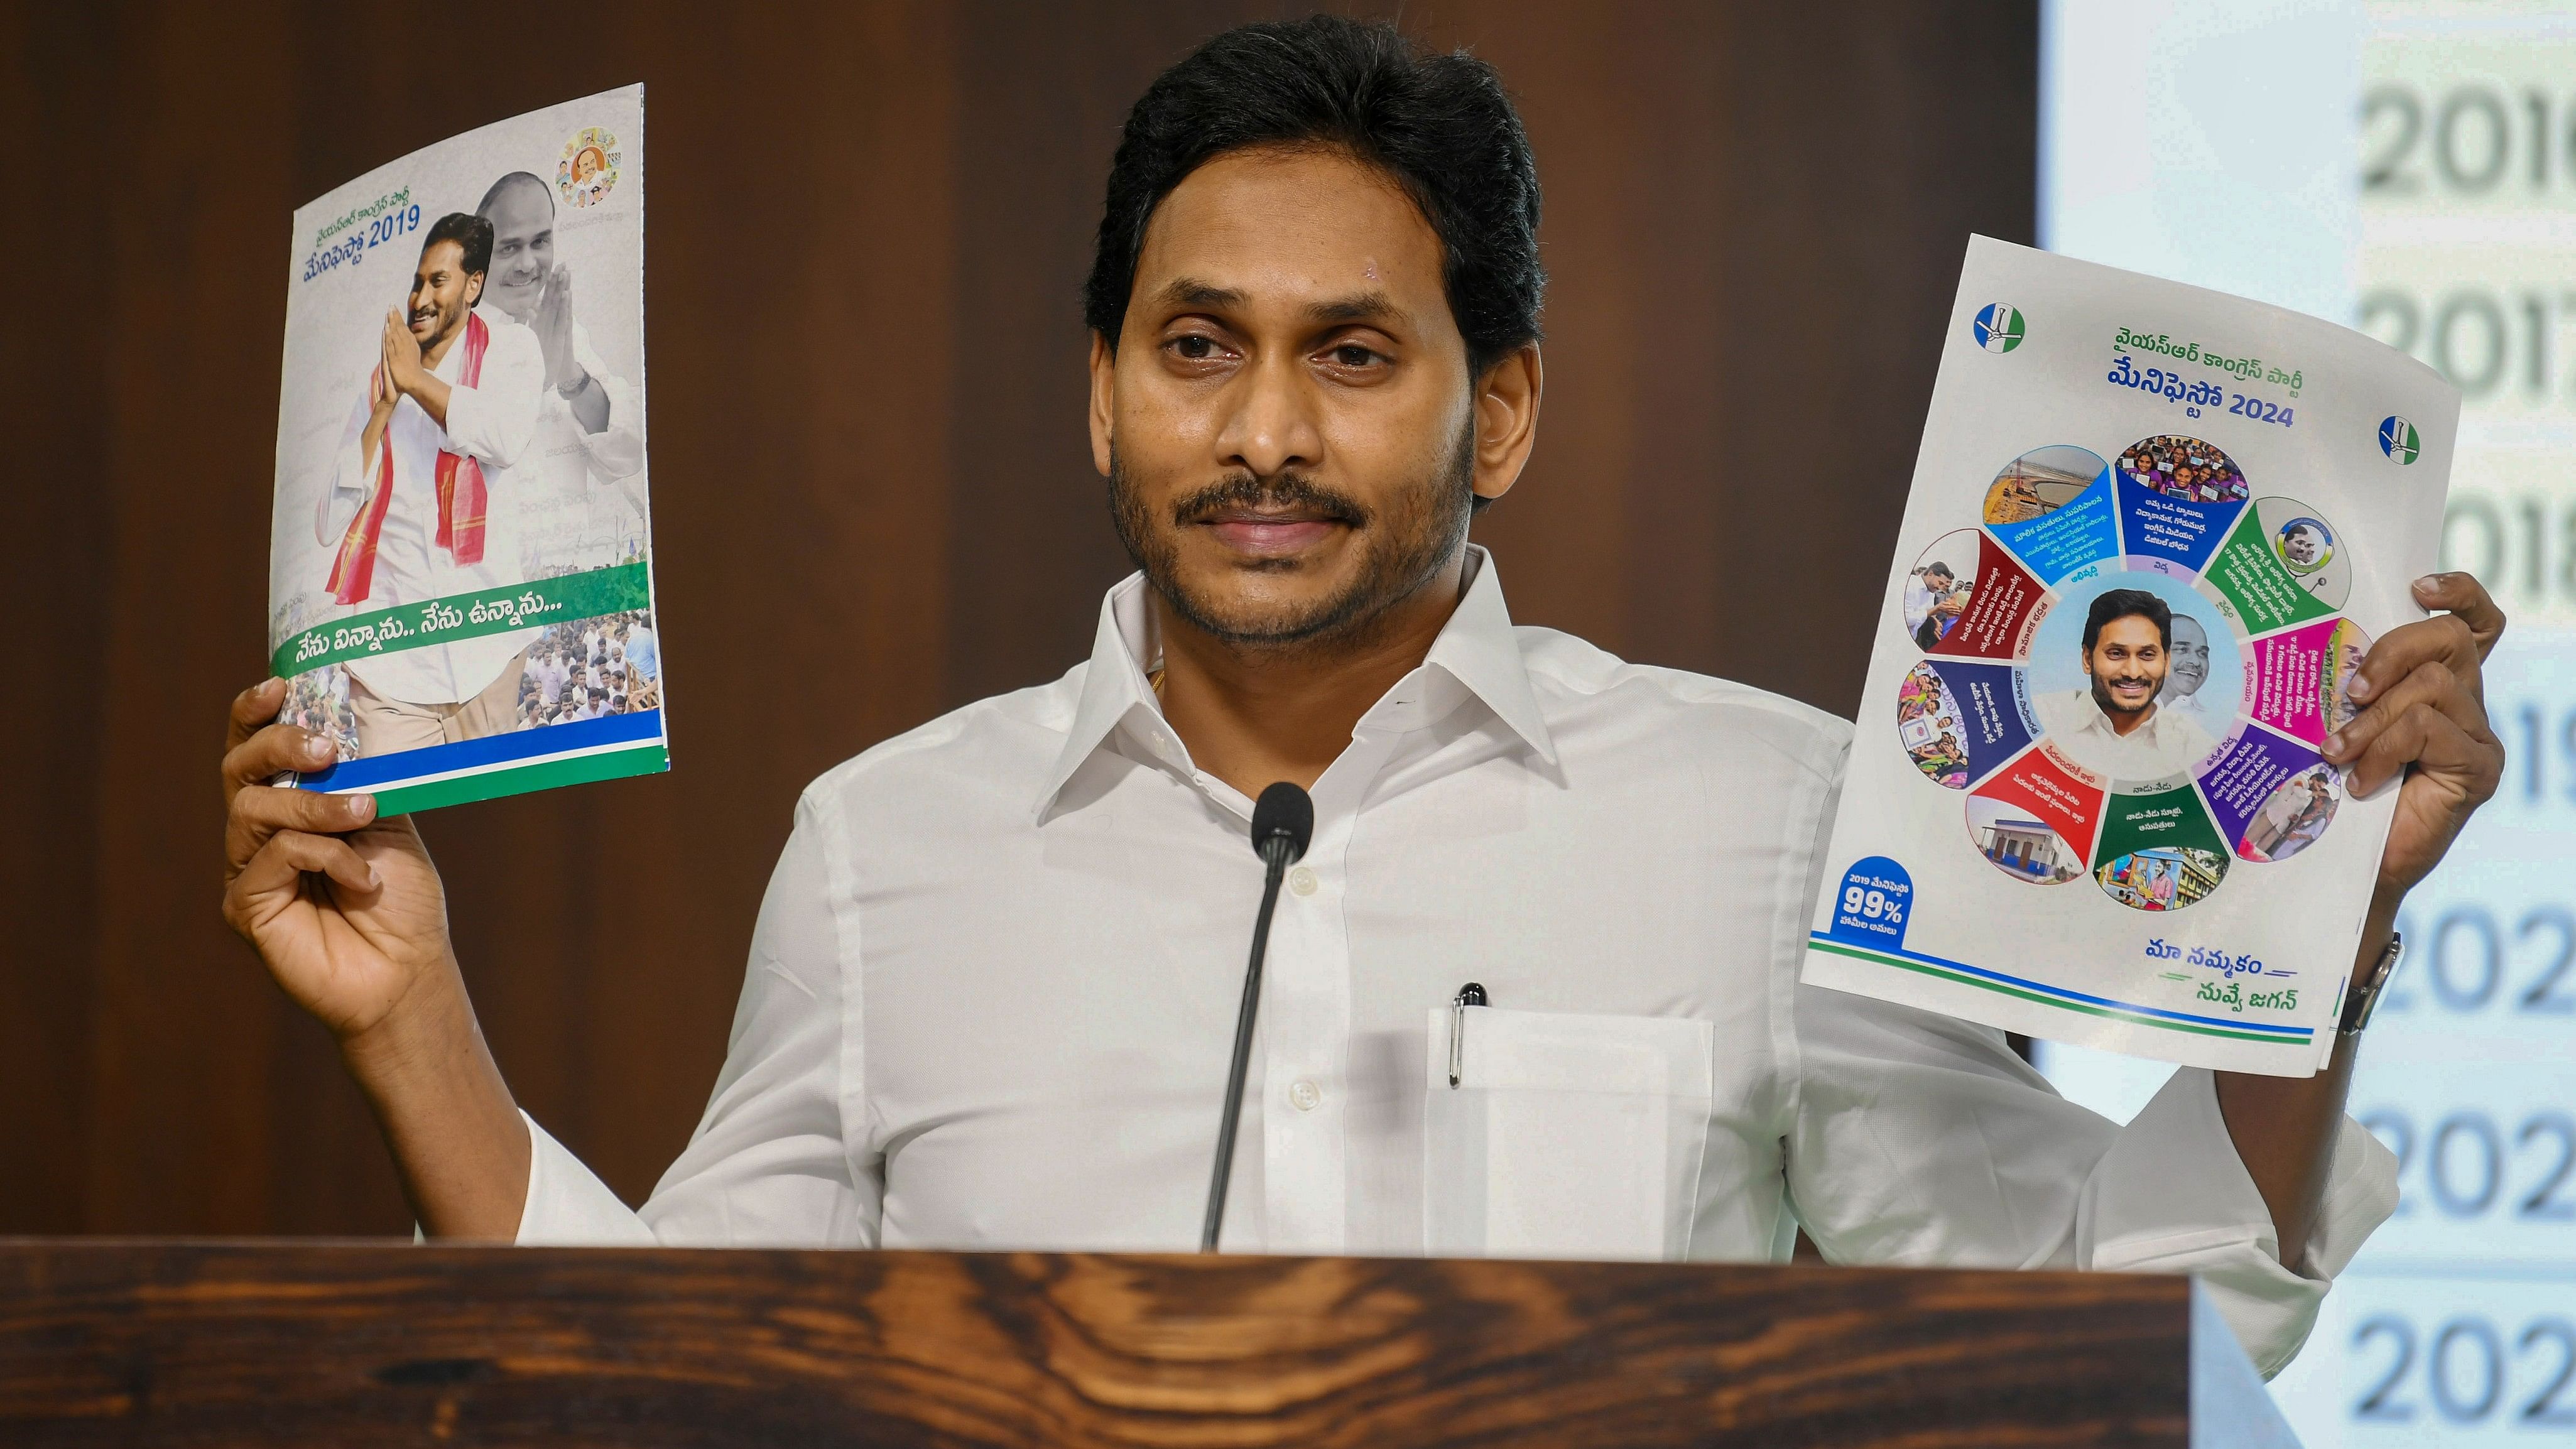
top-left (536, 264), bottom-right (585, 394)
top-left (2322, 572), bottom-right (2506, 918)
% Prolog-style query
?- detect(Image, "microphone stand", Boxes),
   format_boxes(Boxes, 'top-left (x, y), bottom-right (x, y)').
top-left (1202, 782), bottom-right (1311, 1252)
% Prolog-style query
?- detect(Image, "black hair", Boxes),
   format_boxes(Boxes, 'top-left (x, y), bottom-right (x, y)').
top-left (1084, 15), bottom-right (1543, 377)
top-left (2082, 588), bottom-right (2172, 653)
top-left (1925, 561), bottom-right (1954, 580)
top-left (422, 212), bottom-right (494, 277)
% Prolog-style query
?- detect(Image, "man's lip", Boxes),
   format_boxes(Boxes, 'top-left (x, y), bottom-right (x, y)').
top-left (1198, 514), bottom-right (1344, 554)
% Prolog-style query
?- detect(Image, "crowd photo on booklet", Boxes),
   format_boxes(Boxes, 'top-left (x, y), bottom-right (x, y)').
top-left (514, 609), bottom-right (660, 727)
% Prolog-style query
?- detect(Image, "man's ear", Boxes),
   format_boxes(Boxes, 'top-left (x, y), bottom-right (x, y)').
top-left (1088, 330), bottom-right (1117, 478)
top-left (465, 273), bottom-right (486, 308)
top-left (1470, 342), bottom-right (1543, 504)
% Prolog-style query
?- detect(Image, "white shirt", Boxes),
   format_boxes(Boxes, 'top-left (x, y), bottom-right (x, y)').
top-left (2035, 687), bottom-right (2220, 780)
top-left (322, 306), bottom-right (545, 703)
top-left (517, 548), bottom-right (2393, 1377)
top-left (505, 317), bottom-right (646, 565)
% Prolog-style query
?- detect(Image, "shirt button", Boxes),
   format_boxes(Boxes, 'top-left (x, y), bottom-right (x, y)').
top-left (1288, 1078), bottom-right (1323, 1111)
top-left (1288, 866), bottom-right (1318, 896)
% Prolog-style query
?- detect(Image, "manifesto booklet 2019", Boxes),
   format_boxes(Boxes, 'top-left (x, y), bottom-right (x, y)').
top-left (1803, 237), bottom-right (2459, 1077)
top-left (267, 85), bottom-right (665, 815)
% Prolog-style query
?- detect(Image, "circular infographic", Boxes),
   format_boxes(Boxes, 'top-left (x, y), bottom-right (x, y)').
top-left (1891, 433), bottom-right (2360, 913)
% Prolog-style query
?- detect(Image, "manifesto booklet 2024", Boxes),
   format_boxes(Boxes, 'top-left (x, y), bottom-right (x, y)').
top-left (266, 85), bottom-right (665, 814)
top-left (1803, 237), bottom-right (2459, 1077)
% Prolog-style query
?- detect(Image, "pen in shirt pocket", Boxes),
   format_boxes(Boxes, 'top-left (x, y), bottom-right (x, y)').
top-left (1448, 981), bottom-right (1487, 1088)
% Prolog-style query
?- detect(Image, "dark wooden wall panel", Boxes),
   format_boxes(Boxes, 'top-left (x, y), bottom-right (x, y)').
top-left (0, 1), bottom-right (2033, 1234)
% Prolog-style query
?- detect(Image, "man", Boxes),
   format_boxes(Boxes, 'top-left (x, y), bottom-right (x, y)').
top-left (474, 171), bottom-right (646, 545)
top-left (2159, 613), bottom-right (2221, 725)
top-left (224, 18), bottom-right (2505, 1377)
top-left (315, 214), bottom-right (546, 754)
top-left (2036, 590), bottom-right (2221, 779)
top-left (1903, 562), bottom-right (1962, 649)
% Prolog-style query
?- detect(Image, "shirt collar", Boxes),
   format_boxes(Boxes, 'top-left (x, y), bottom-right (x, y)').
top-left (2067, 688), bottom-right (2169, 739)
top-left (1031, 545), bottom-right (1556, 822)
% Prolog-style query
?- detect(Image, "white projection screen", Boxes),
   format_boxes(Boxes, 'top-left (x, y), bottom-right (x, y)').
top-left (2041, 2), bottom-right (2576, 1441)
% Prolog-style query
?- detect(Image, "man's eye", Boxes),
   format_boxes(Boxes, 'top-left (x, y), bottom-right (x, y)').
top-left (1332, 344), bottom-right (1377, 367)
top-left (1172, 336), bottom-right (1216, 360)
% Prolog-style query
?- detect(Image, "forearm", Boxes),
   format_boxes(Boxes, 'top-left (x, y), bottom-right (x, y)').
top-left (565, 371), bottom-right (610, 434)
top-left (339, 964), bottom-right (531, 1239)
top-left (2212, 899), bottom-right (2393, 1267)
top-left (404, 373), bottom-right (453, 430)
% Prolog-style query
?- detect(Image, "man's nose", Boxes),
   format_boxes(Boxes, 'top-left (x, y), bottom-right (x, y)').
top-left (1216, 350), bottom-right (1323, 479)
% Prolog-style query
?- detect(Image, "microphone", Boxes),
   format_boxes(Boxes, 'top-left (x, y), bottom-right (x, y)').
top-left (1201, 780), bottom-right (1313, 1252)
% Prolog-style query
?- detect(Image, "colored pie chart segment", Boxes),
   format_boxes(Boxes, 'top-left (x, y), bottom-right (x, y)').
top-left (2204, 507), bottom-right (2339, 636)
top-left (1897, 659), bottom-right (2034, 789)
top-left (1989, 462), bottom-right (2119, 586)
top-left (2091, 783), bottom-right (2231, 911)
top-left (1928, 534), bottom-right (2048, 661)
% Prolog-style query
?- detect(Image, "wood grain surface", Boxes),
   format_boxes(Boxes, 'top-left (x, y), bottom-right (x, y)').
top-left (0, 1242), bottom-right (2184, 1446)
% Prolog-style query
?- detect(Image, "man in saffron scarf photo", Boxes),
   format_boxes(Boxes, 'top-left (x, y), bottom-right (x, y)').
top-left (313, 212), bottom-right (546, 755)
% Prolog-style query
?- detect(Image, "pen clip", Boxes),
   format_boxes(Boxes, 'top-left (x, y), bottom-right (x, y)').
top-left (1448, 981), bottom-right (1487, 1089)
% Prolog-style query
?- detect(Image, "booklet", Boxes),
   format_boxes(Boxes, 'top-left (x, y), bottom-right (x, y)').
top-left (1802, 237), bottom-right (2459, 1076)
top-left (266, 86), bottom-right (664, 815)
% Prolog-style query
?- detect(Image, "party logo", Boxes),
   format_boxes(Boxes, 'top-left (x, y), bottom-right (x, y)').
top-left (2378, 415), bottom-right (2420, 465)
top-left (1972, 302), bottom-right (2025, 354)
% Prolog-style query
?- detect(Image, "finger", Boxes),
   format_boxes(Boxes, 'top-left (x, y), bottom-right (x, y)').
top-left (2344, 612), bottom-right (2480, 710)
top-left (226, 678), bottom-right (289, 752)
top-left (2327, 658), bottom-right (2491, 769)
top-left (2413, 571), bottom-right (2506, 661)
top-left (227, 828), bottom-right (381, 922)
top-left (226, 784), bottom-right (376, 871)
top-left (2352, 700), bottom-right (2501, 802)
top-left (222, 718), bottom-right (343, 791)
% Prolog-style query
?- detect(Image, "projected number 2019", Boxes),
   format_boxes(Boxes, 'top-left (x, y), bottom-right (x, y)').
top-left (1840, 886), bottom-right (1903, 925)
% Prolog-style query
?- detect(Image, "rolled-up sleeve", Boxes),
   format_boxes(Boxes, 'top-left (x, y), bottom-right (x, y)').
top-left (439, 320), bottom-right (544, 472)
top-left (1781, 751), bottom-right (2398, 1378)
top-left (570, 322), bottom-right (645, 480)
top-left (517, 796), bottom-right (881, 1247)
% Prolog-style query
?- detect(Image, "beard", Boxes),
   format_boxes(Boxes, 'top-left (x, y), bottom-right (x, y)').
top-left (1107, 418), bottom-right (1475, 649)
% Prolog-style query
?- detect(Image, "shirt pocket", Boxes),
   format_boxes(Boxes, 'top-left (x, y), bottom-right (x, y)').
top-left (1422, 1006), bottom-right (1715, 1261)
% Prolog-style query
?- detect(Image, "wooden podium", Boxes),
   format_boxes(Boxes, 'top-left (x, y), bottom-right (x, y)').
top-left (0, 1241), bottom-right (2271, 1446)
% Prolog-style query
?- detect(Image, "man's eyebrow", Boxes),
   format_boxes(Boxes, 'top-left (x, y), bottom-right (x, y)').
top-left (1303, 290), bottom-right (1401, 326)
top-left (1153, 278), bottom-right (1247, 310)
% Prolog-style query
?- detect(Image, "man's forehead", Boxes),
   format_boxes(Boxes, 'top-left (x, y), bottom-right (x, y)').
top-left (486, 182), bottom-right (553, 235)
top-left (1131, 148), bottom-right (1446, 323)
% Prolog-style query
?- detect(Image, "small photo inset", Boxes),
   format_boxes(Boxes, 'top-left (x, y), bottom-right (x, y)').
top-left (1897, 662), bottom-right (1972, 788)
top-left (2255, 497), bottom-right (2349, 609)
top-left (2241, 764), bottom-right (2340, 863)
top-left (1902, 529), bottom-right (1982, 651)
top-left (2322, 619), bottom-right (2372, 734)
top-left (2095, 845), bottom-right (2227, 912)
top-left (1982, 445), bottom-right (2107, 524)
top-left (1966, 794), bottom-right (2084, 884)
top-left (281, 665), bottom-right (359, 764)
top-left (2117, 434), bottom-right (2249, 504)
top-left (514, 609), bottom-right (664, 729)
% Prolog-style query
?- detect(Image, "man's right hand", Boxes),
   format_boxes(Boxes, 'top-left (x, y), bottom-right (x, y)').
top-left (220, 678), bottom-right (533, 1237)
top-left (221, 677), bottom-right (452, 1041)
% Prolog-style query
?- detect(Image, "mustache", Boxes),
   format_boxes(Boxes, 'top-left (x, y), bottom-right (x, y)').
top-left (1171, 473), bottom-right (1369, 528)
